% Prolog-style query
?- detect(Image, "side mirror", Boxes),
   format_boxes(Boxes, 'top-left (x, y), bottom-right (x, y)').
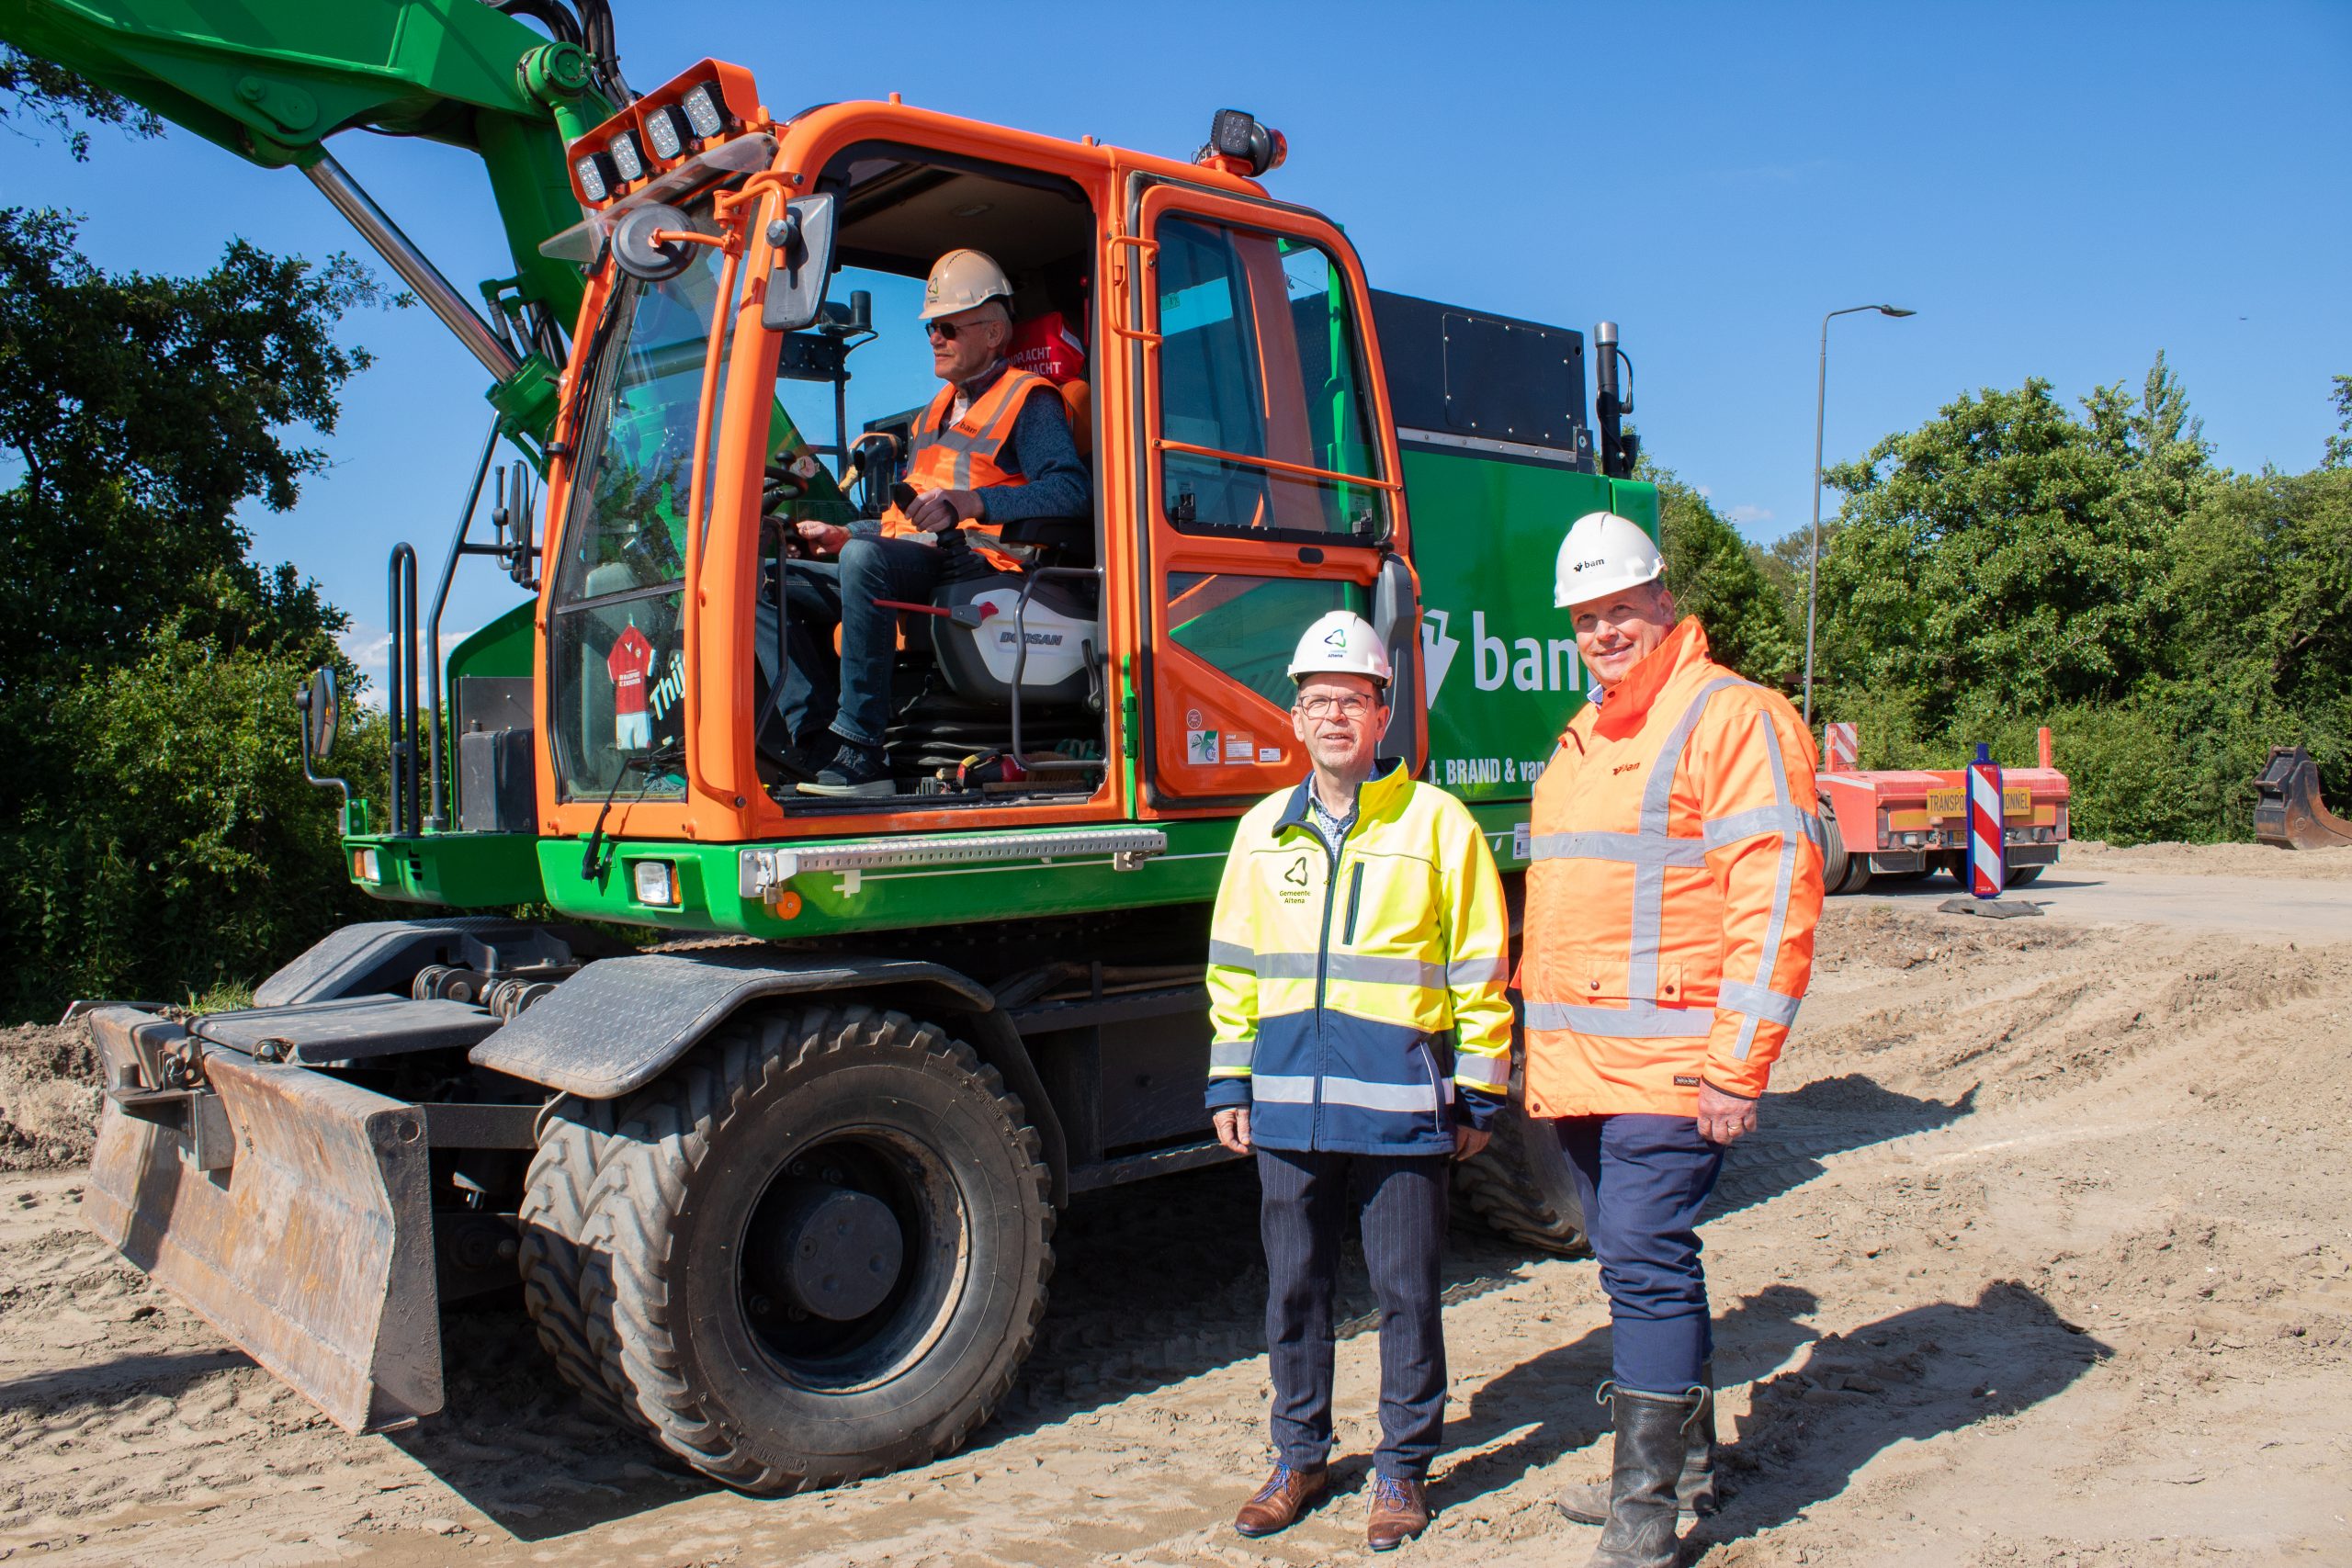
top-left (1371, 554), bottom-right (1423, 777)
top-left (761, 193), bottom-right (837, 333)
top-left (297, 666), bottom-right (340, 762)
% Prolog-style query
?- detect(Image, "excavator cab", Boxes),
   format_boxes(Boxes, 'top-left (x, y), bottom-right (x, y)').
top-left (517, 81), bottom-right (1415, 863)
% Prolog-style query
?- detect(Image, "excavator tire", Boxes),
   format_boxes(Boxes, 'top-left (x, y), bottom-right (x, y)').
top-left (574, 1003), bottom-right (1054, 1494)
top-left (517, 1097), bottom-right (646, 1428)
top-left (1455, 1053), bottom-right (1588, 1256)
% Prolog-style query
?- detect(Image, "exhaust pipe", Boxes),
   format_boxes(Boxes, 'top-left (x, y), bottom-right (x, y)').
top-left (1591, 321), bottom-right (1638, 479)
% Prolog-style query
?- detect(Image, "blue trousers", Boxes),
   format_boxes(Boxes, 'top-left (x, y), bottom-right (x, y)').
top-left (1556, 1114), bottom-right (1724, 1393)
top-left (1258, 1147), bottom-right (1450, 1481)
top-left (758, 535), bottom-right (995, 750)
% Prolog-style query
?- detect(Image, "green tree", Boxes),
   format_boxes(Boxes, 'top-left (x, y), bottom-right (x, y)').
top-left (1814, 363), bottom-right (2209, 731)
top-left (0, 55), bottom-right (398, 1018)
top-left (2324, 374), bottom-right (2351, 469)
top-left (0, 206), bottom-right (390, 724)
top-left (0, 41), bottom-right (161, 161)
top-left (1643, 462), bottom-right (1801, 686)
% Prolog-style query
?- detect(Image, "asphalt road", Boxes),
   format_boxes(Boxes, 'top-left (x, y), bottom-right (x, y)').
top-left (1849, 862), bottom-right (2352, 943)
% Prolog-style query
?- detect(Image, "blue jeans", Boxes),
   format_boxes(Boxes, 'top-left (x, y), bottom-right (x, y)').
top-left (1257, 1147), bottom-right (1451, 1482)
top-left (758, 535), bottom-right (995, 750)
top-left (1556, 1113), bottom-right (1724, 1393)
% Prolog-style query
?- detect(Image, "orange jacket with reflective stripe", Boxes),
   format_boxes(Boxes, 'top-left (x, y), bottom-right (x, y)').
top-left (1521, 617), bottom-right (1826, 1116)
top-left (880, 366), bottom-right (1056, 572)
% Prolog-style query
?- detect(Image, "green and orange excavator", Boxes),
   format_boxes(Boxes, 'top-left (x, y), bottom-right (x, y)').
top-left (11, 0), bottom-right (1657, 1491)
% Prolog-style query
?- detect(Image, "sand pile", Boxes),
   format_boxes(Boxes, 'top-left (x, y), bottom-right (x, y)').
top-left (0, 1022), bottom-right (99, 1172)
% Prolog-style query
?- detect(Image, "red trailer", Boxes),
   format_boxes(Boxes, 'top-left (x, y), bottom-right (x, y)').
top-left (1815, 727), bottom-right (2070, 895)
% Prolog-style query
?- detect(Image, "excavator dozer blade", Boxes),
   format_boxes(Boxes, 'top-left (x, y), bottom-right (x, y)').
top-left (82, 1011), bottom-right (444, 1433)
top-left (2252, 746), bottom-right (2352, 852)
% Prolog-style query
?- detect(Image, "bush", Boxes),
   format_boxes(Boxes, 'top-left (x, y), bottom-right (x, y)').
top-left (0, 629), bottom-right (382, 1021)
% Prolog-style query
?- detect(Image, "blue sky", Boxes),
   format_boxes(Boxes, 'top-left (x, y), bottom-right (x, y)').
top-left (11, 1), bottom-right (2347, 696)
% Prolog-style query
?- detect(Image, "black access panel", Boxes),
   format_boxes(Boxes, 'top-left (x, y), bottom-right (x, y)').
top-left (1370, 289), bottom-right (1591, 465)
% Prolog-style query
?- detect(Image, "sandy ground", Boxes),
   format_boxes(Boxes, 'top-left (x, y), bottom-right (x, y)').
top-left (3, 841), bottom-right (2349, 1566)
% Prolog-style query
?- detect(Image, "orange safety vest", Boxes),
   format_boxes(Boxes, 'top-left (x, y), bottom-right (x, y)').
top-left (1520, 617), bottom-right (1826, 1117)
top-left (880, 366), bottom-right (1057, 572)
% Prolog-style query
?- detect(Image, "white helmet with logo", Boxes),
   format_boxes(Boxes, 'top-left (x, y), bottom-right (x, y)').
top-left (921, 247), bottom-right (1013, 321)
top-left (1555, 510), bottom-right (1666, 608)
top-left (1287, 610), bottom-right (1392, 689)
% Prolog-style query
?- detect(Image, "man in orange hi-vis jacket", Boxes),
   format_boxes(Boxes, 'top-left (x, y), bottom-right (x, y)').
top-left (1521, 510), bottom-right (1825, 1568)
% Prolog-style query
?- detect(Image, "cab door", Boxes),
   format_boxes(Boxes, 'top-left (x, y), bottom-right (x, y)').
top-left (1127, 184), bottom-right (1414, 807)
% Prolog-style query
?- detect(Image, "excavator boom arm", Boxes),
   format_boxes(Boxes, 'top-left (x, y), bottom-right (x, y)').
top-left (0, 0), bottom-right (619, 430)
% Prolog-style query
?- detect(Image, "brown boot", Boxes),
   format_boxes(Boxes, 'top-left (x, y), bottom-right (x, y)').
top-left (1367, 1473), bottom-right (1430, 1551)
top-left (1235, 1461), bottom-right (1326, 1537)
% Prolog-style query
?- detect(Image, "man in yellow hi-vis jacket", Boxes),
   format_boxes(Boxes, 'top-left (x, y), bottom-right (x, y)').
top-left (1205, 611), bottom-right (1512, 1553)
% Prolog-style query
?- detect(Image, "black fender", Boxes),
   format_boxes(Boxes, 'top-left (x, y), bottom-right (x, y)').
top-left (253, 918), bottom-right (627, 1008)
top-left (468, 948), bottom-right (1069, 1203)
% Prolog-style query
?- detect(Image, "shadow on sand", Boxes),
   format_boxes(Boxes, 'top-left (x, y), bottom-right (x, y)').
top-left (391, 1075), bottom-right (1984, 1536)
top-left (1427, 1278), bottom-right (2109, 1549)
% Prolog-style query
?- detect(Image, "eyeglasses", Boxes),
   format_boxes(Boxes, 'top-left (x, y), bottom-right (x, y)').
top-left (1295, 694), bottom-right (1379, 721)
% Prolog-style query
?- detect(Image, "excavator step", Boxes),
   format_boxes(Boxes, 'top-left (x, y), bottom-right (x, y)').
top-left (2252, 746), bottom-right (2352, 852)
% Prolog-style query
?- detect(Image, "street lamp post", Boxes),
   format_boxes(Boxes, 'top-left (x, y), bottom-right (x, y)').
top-left (1804, 303), bottom-right (1915, 728)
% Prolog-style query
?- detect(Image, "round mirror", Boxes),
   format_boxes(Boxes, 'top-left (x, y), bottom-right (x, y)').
top-left (611, 202), bottom-right (698, 283)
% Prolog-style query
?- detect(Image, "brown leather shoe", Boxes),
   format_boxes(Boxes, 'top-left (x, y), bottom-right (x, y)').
top-left (1367, 1472), bottom-right (1430, 1551)
top-left (1234, 1461), bottom-right (1326, 1537)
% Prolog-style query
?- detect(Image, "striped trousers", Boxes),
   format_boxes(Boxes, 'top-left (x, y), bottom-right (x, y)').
top-left (1257, 1147), bottom-right (1451, 1480)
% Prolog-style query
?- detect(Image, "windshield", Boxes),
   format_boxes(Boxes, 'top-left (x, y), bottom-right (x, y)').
top-left (547, 212), bottom-right (730, 802)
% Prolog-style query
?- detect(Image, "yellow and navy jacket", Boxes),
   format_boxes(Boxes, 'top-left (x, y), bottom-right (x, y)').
top-left (1205, 760), bottom-right (1514, 1156)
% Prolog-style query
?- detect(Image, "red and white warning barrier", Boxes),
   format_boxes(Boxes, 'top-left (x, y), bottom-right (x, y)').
top-left (1967, 743), bottom-right (2005, 898)
top-left (1825, 721), bottom-right (1858, 772)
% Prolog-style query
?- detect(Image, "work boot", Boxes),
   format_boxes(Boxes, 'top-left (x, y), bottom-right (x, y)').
top-left (1366, 1472), bottom-right (1430, 1551)
top-left (769, 734), bottom-right (833, 784)
top-left (1557, 1364), bottom-right (1720, 1524)
top-left (797, 739), bottom-right (894, 797)
top-left (1581, 1382), bottom-right (1704, 1568)
top-left (1233, 1461), bottom-right (1325, 1538)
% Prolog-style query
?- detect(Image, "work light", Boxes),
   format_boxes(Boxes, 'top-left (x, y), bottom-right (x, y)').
top-left (643, 103), bottom-right (688, 161)
top-left (607, 129), bottom-right (645, 183)
top-left (633, 859), bottom-right (678, 908)
top-left (1203, 108), bottom-right (1287, 176)
top-left (681, 82), bottom-right (725, 139)
top-left (351, 847), bottom-right (381, 883)
top-left (575, 150), bottom-right (617, 203)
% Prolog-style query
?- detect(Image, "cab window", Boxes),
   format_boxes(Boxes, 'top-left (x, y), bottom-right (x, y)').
top-left (547, 236), bottom-right (735, 800)
top-left (1155, 217), bottom-right (1386, 542)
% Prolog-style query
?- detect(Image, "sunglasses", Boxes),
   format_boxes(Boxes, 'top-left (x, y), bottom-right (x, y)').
top-left (924, 315), bottom-right (1001, 343)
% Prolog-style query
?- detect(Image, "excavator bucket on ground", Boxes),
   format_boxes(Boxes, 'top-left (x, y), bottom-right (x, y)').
top-left (2252, 746), bottom-right (2352, 851)
top-left (79, 1007), bottom-right (445, 1433)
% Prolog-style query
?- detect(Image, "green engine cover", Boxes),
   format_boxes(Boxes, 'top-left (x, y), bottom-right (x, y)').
top-left (1402, 444), bottom-right (1657, 803)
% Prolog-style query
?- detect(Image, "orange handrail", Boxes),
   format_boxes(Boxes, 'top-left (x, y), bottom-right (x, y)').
top-left (1105, 232), bottom-right (1162, 345)
top-left (650, 228), bottom-right (729, 250)
top-left (1152, 436), bottom-right (1402, 492)
top-left (678, 226), bottom-right (744, 811)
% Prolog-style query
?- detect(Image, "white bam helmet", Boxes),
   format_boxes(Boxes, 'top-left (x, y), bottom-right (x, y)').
top-left (1287, 610), bottom-right (1392, 688)
top-left (1554, 510), bottom-right (1666, 608)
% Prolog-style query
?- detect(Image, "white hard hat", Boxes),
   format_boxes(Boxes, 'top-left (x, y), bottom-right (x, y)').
top-left (1555, 510), bottom-right (1666, 608)
top-left (921, 248), bottom-right (1012, 321)
top-left (1287, 611), bottom-right (1392, 688)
